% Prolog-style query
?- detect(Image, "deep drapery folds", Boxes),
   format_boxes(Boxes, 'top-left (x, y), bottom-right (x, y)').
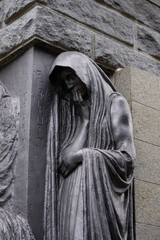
top-left (44, 52), bottom-right (135, 240)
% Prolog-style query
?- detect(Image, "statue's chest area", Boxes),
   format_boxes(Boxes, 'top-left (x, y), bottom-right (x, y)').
top-left (63, 120), bottom-right (89, 156)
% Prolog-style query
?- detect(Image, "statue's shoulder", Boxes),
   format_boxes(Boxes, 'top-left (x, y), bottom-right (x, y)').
top-left (109, 92), bottom-right (128, 105)
top-left (109, 92), bottom-right (130, 118)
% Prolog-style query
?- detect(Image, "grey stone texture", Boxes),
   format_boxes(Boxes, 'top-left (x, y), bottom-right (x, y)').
top-left (0, 209), bottom-right (35, 239)
top-left (114, 67), bottom-right (160, 240)
top-left (96, 0), bottom-right (135, 17)
top-left (4, 0), bottom-right (47, 23)
top-left (114, 67), bottom-right (160, 109)
top-left (36, 6), bottom-right (92, 56)
top-left (132, 102), bottom-right (160, 145)
top-left (47, 0), bottom-right (134, 45)
top-left (130, 67), bottom-right (160, 110)
top-left (136, 223), bottom-right (160, 240)
top-left (0, 47), bottom-right (55, 240)
top-left (0, 6), bottom-right (92, 64)
top-left (114, 68), bottom-right (160, 146)
top-left (137, 26), bottom-right (160, 58)
top-left (0, 1), bottom-right (3, 28)
top-left (135, 139), bottom-right (160, 184)
top-left (96, 0), bottom-right (160, 32)
top-left (135, 179), bottom-right (160, 226)
top-left (0, 86), bottom-right (19, 210)
top-left (95, 35), bottom-right (160, 77)
top-left (112, 67), bottom-right (132, 105)
top-left (149, 0), bottom-right (160, 7)
top-left (133, 0), bottom-right (160, 32)
top-left (0, 7), bottom-right (36, 58)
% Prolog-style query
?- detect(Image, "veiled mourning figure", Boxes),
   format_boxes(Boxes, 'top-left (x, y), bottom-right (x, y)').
top-left (44, 52), bottom-right (136, 240)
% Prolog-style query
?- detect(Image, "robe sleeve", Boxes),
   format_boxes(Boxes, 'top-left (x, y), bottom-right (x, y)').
top-left (109, 94), bottom-right (136, 176)
top-left (81, 95), bottom-right (135, 239)
top-left (83, 94), bottom-right (136, 185)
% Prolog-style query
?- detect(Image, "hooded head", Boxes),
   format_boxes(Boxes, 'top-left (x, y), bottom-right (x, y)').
top-left (49, 51), bottom-right (116, 148)
top-left (49, 52), bottom-right (116, 100)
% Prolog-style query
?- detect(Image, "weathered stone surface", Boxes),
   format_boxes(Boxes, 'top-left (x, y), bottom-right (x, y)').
top-left (4, 0), bottom-right (47, 22)
top-left (0, 6), bottom-right (92, 61)
top-left (0, 7), bottom-right (37, 57)
top-left (0, 84), bottom-right (19, 210)
top-left (95, 34), bottom-right (160, 77)
top-left (36, 6), bottom-right (92, 56)
top-left (0, 1), bottom-right (3, 28)
top-left (132, 102), bottom-right (160, 145)
top-left (114, 66), bottom-right (160, 109)
top-left (149, 0), bottom-right (160, 7)
top-left (96, 0), bottom-right (160, 32)
top-left (0, 208), bottom-right (35, 239)
top-left (135, 179), bottom-right (160, 226)
top-left (113, 67), bottom-right (132, 105)
top-left (156, 62), bottom-right (160, 77)
top-left (136, 223), bottom-right (160, 240)
top-left (48, 0), bottom-right (134, 45)
top-left (130, 67), bottom-right (160, 110)
top-left (131, 0), bottom-right (160, 32)
top-left (96, 0), bottom-right (135, 17)
top-left (137, 26), bottom-right (160, 58)
top-left (135, 140), bottom-right (160, 184)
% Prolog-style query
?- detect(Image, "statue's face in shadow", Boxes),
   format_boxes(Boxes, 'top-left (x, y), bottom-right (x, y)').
top-left (53, 67), bottom-right (88, 103)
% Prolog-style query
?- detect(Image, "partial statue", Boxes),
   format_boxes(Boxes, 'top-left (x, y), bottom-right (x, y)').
top-left (0, 83), bottom-right (19, 209)
top-left (44, 52), bottom-right (136, 240)
top-left (0, 83), bottom-right (35, 239)
top-left (0, 208), bottom-right (35, 239)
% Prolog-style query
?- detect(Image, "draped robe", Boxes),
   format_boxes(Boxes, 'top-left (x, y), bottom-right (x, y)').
top-left (44, 52), bottom-right (136, 240)
top-left (0, 83), bottom-right (19, 209)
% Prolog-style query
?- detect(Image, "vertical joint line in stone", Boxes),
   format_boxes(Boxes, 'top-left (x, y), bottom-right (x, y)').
top-left (91, 33), bottom-right (95, 60)
top-left (133, 22), bottom-right (137, 51)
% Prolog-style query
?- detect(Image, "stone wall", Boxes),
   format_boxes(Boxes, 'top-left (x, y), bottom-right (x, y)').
top-left (0, 0), bottom-right (159, 76)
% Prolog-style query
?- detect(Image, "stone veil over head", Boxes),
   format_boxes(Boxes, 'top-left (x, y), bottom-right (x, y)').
top-left (44, 51), bottom-right (136, 240)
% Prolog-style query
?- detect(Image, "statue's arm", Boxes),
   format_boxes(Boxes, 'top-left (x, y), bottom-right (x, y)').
top-left (110, 94), bottom-right (136, 174)
top-left (111, 95), bottom-right (134, 149)
top-left (59, 95), bottom-right (135, 178)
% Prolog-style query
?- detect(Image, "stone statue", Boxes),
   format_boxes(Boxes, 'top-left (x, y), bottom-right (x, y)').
top-left (0, 83), bottom-right (35, 239)
top-left (44, 52), bottom-right (136, 240)
top-left (0, 208), bottom-right (35, 239)
top-left (0, 83), bottom-right (19, 209)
